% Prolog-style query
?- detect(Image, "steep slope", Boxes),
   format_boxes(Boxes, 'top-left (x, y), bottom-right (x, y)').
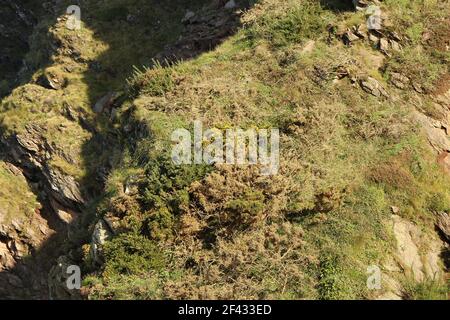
top-left (81, 0), bottom-right (449, 299)
top-left (0, 0), bottom-right (449, 300)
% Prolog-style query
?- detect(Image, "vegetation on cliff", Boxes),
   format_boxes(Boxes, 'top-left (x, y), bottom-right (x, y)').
top-left (0, 0), bottom-right (448, 299)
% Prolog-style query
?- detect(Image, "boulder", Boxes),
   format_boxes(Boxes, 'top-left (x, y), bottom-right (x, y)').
top-left (49, 198), bottom-right (77, 224)
top-left (379, 38), bottom-right (390, 55)
top-left (436, 212), bottom-right (450, 242)
top-left (182, 10), bottom-right (195, 24)
top-left (0, 242), bottom-right (16, 270)
top-left (360, 77), bottom-right (388, 98)
top-left (413, 111), bottom-right (450, 153)
top-left (389, 39), bottom-right (402, 52)
top-left (90, 219), bottom-right (113, 265)
top-left (353, 24), bottom-right (368, 39)
top-left (40, 70), bottom-right (67, 90)
top-left (369, 33), bottom-right (379, 43)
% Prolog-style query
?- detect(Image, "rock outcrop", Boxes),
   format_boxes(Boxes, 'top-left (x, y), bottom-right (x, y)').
top-left (376, 214), bottom-right (447, 299)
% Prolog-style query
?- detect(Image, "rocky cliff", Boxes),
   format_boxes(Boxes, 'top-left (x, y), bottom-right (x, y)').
top-left (0, 0), bottom-right (448, 300)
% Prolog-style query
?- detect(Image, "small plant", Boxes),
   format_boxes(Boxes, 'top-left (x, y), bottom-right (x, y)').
top-left (402, 278), bottom-right (448, 300)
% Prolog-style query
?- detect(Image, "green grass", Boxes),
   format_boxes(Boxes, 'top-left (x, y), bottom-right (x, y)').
top-left (383, 0), bottom-right (449, 91)
top-left (0, 161), bottom-right (40, 225)
top-left (1, 0), bottom-right (448, 300)
top-left (402, 278), bottom-right (448, 300)
top-left (79, 0), bottom-right (450, 299)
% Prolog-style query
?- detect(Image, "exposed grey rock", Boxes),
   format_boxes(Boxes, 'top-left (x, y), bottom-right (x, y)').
top-left (436, 212), bottom-right (450, 242)
top-left (353, 0), bottom-right (380, 10)
top-left (391, 206), bottom-right (400, 214)
top-left (0, 242), bottom-right (16, 270)
top-left (389, 31), bottom-right (402, 42)
top-left (414, 111), bottom-right (450, 153)
top-left (6, 124), bottom-right (85, 208)
top-left (40, 72), bottom-right (66, 90)
top-left (390, 39), bottom-right (402, 52)
top-left (353, 0), bottom-right (368, 11)
top-left (369, 33), bottom-right (379, 43)
top-left (182, 10), bottom-right (195, 23)
top-left (343, 30), bottom-right (360, 44)
top-left (45, 168), bottom-right (84, 206)
top-left (352, 24), bottom-right (368, 39)
top-left (154, 1), bottom-right (248, 62)
top-left (50, 198), bottom-right (77, 224)
top-left (391, 214), bottom-right (444, 282)
top-left (93, 91), bottom-right (118, 114)
top-left (412, 82), bottom-right (424, 94)
top-left (390, 72), bottom-right (410, 89)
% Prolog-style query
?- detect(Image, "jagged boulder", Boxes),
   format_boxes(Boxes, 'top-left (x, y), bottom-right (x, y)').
top-left (155, 0), bottom-right (250, 62)
top-left (414, 111), bottom-right (450, 154)
top-left (0, 0), bottom-right (38, 96)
